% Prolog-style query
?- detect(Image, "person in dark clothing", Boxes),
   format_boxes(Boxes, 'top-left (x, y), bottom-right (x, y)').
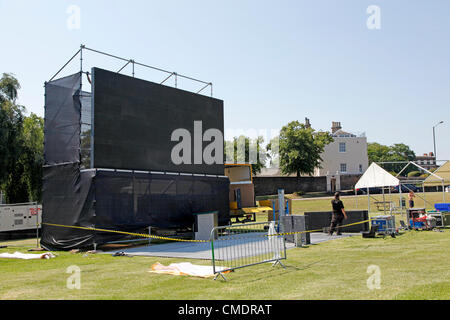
top-left (408, 191), bottom-right (415, 208)
top-left (329, 192), bottom-right (348, 236)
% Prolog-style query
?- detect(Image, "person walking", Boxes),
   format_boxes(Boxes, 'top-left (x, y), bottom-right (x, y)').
top-left (408, 190), bottom-right (415, 208)
top-left (329, 192), bottom-right (348, 236)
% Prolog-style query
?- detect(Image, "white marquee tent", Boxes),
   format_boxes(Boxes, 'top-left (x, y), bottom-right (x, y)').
top-left (356, 162), bottom-right (400, 189)
top-left (355, 162), bottom-right (400, 214)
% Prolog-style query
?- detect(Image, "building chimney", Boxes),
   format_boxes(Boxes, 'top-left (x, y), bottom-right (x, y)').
top-left (331, 121), bottom-right (342, 134)
top-left (305, 117), bottom-right (311, 129)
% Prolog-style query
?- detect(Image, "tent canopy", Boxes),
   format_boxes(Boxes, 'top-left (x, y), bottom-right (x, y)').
top-left (424, 161), bottom-right (450, 187)
top-left (355, 162), bottom-right (400, 189)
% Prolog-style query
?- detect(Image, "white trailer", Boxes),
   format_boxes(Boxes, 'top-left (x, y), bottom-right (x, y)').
top-left (0, 203), bottom-right (42, 233)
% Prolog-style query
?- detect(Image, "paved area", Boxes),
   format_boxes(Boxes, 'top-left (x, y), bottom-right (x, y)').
top-left (309, 232), bottom-right (357, 244)
top-left (102, 232), bottom-right (358, 260)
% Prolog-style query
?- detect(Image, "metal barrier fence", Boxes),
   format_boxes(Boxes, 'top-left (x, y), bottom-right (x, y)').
top-left (210, 221), bottom-right (286, 281)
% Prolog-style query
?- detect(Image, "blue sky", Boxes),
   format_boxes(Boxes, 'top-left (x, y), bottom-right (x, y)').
top-left (1, 0), bottom-right (449, 161)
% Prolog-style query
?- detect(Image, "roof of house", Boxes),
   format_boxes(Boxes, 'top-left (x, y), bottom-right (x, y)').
top-left (332, 129), bottom-right (356, 137)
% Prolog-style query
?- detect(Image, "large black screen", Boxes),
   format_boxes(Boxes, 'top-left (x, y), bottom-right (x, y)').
top-left (92, 68), bottom-right (224, 175)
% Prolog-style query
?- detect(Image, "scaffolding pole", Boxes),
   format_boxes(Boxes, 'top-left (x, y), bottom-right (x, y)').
top-left (47, 45), bottom-right (213, 96)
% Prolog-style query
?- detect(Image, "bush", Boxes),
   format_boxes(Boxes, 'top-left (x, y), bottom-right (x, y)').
top-left (407, 171), bottom-right (421, 177)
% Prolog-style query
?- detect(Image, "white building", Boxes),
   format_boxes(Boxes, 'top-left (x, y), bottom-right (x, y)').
top-left (314, 122), bottom-right (369, 192)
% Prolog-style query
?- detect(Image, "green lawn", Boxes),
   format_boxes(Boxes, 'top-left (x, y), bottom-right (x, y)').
top-left (1, 227), bottom-right (449, 300)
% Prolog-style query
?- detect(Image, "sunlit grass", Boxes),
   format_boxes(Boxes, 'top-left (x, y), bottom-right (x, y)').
top-left (1, 227), bottom-right (449, 300)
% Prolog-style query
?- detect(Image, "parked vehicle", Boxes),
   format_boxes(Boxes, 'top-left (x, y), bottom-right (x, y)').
top-left (354, 187), bottom-right (383, 195)
top-left (393, 184), bottom-right (420, 193)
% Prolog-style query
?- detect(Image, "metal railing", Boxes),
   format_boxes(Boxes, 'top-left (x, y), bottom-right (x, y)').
top-left (210, 221), bottom-right (286, 281)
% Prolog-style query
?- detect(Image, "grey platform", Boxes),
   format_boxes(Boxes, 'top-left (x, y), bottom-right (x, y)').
top-left (102, 232), bottom-right (357, 260)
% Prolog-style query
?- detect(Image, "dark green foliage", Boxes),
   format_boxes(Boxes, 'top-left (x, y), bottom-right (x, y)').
top-left (0, 73), bottom-right (44, 203)
top-left (270, 120), bottom-right (334, 178)
top-left (367, 142), bottom-right (416, 175)
top-left (225, 135), bottom-right (267, 175)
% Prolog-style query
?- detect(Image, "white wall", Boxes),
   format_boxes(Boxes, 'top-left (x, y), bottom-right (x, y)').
top-left (315, 136), bottom-right (369, 176)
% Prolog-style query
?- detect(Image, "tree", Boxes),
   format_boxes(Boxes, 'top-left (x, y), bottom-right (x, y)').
top-left (225, 135), bottom-right (267, 175)
top-left (0, 73), bottom-right (20, 104)
top-left (272, 120), bottom-right (333, 178)
top-left (80, 128), bottom-right (91, 169)
top-left (367, 142), bottom-right (416, 174)
top-left (20, 114), bottom-right (44, 201)
top-left (0, 73), bottom-right (24, 189)
top-left (1, 73), bottom-right (44, 203)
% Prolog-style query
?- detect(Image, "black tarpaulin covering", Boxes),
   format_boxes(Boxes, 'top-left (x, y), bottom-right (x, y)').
top-left (94, 171), bottom-right (229, 243)
top-left (41, 166), bottom-right (230, 250)
top-left (41, 163), bottom-right (96, 250)
top-left (44, 73), bottom-right (82, 165)
top-left (42, 71), bottom-right (229, 251)
top-left (304, 211), bottom-right (369, 233)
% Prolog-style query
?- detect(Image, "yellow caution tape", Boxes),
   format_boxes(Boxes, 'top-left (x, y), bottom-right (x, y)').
top-left (41, 223), bottom-right (210, 243)
top-left (42, 218), bottom-right (375, 243)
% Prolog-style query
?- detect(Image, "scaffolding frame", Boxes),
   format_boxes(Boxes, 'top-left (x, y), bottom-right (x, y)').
top-left (46, 44), bottom-right (214, 97)
top-left (45, 45), bottom-right (217, 171)
top-left (375, 161), bottom-right (448, 213)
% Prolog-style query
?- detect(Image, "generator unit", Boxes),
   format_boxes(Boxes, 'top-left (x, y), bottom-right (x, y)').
top-left (433, 203), bottom-right (450, 227)
top-left (428, 213), bottom-right (444, 228)
top-left (0, 204), bottom-right (42, 233)
top-left (371, 215), bottom-right (396, 235)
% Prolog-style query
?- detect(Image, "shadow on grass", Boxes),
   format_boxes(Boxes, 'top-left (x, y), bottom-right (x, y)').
top-left (232, 259), bottom-right (326, 284)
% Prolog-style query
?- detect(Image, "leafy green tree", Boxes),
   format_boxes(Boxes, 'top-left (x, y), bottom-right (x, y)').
top-left (1, 74), bottom-right (25, 195)
top-left (1, 73), bottom-right (44, 203)
top-left (0, 73), bottom-right (20, 104)
top-left (20, 114), bottom-right (44, 201)
top-left (272, 120), bottom-right (333, 178)
top-left (80, 128), bottom-right (91, 169)
top-left (367, 142), bottom-right (416, 174)
top-left (225, 135), bottom-right (267, 175)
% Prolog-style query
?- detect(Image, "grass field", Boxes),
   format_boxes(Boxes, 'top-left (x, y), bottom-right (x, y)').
top-left (1, 223), bottom-right (449, 299)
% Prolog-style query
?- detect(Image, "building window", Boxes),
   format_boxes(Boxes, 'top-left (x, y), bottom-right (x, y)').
top-left (359, 164), bottom-right (363, 173)
top-left (340, 163), bottom-right (347, 173)
top-left (339, 142), bottom-right (346, 153)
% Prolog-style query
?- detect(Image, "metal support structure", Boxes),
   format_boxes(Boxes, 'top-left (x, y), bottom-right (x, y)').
top-left (80, 44), bottom-right (84, 74)
top-left (35, 202), bottom-right (39, 248)
top-left (278, 189), bottom-right (285, 233)
top-left (117, 60), bottom-right (132, 74)
top-left (423, 183), bottom-right (426, 208)
top-left (48, 48), bottom-right (82, 83)
top-left (47, 45), bottom-right (213, 96)
top-left (210, 222), bottom-right (287, 281)
top-left (197, 82), bottom-right (213, 96)
top-left (378, 161), bottom-right (448, 210)
top-left (394, 161), bottom-right (443, 181)
top-left (443, 181), bottom-right (446, 202)
top-left (160, 72), bottom-right (176, 85)
top-left (433, 121), bottom-right (444, 161)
